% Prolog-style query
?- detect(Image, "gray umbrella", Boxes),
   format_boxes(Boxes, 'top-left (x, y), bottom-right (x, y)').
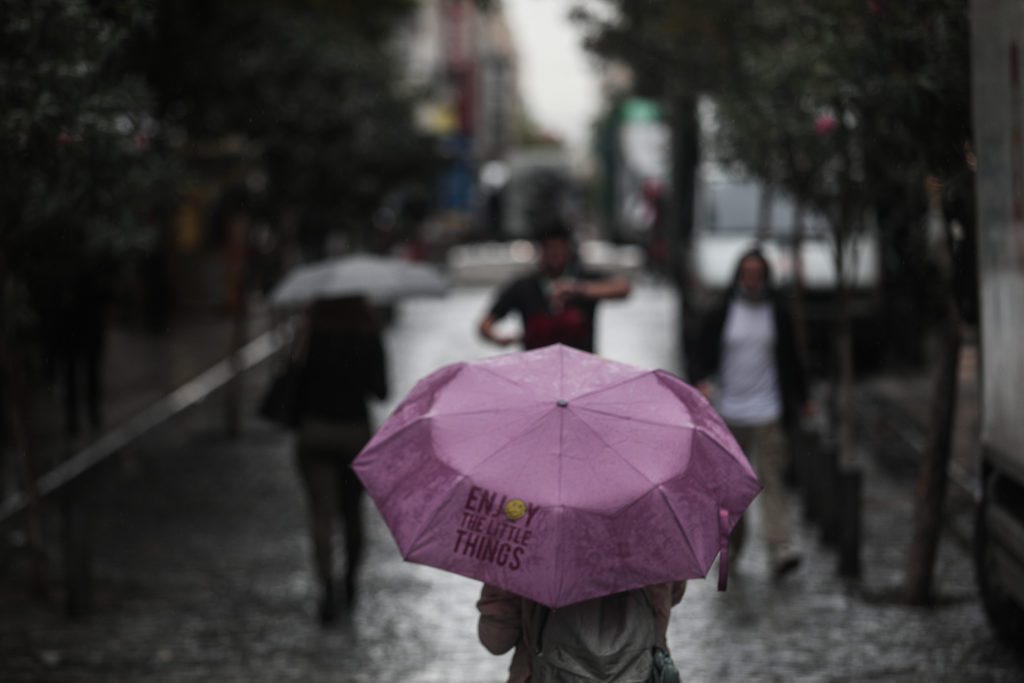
top-left (269, 254), bottom-right (449, 307)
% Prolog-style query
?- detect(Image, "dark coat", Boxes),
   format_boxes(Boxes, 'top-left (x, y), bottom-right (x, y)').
top-left (688, 292), bottom-right (808, 429)
top-left (294, 328), bottom-right (387, 425)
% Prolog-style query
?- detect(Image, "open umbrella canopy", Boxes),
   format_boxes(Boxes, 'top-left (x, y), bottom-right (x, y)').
top-left (353, 344), bottom-right (761, 608)
top-left (269, 254), bottom-right (449, 307)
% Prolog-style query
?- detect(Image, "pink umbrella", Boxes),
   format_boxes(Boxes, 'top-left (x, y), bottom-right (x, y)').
top-left (353, 344), bottom-right (761, 608)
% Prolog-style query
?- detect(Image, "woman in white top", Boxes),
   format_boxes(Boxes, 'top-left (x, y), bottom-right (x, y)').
top-left (690, 249), bottom-right (809, 579)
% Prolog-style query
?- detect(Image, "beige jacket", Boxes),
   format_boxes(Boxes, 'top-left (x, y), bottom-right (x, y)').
top-left (477, 582), bottom-right (686, 683)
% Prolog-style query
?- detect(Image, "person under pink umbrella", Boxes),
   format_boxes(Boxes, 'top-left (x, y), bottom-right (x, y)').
top-left (292, 297), bottom-right (388, 624)
top-left (353, 344), bottom-right (760, 680)
top-left (478, 581), bottom-right (686, 682)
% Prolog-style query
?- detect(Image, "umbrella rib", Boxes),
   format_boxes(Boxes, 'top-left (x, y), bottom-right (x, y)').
top-left (572, 408), bottom-right (697, 466)
top-left (691, 430), bottom-right (764, 501)
top-left (648, 371), bottom-right (747, 463)
top-left (690, 424), bottom-right (750, 464)
top-left (558, 348), bottom-right (565, 508)
top-left (471, 365), bottom-right (536, 397)
top-left (359, 414), bottom-right (429, 455)
top-left (427, 404), bottom-right (548, 421)
top-left (566, 372), bottom-right (651, 403)
top-left (553, 505), bottom-right (568, 608)
top-left (656, 486), bottom-right (705, 570)
top-left (463, 409), bottom-right (555, 478)
top-left (567, 410), bottom-right (657, 487)
top-left (572, 405), bottom-right (698, 432)
top-left (405, 471), bottom-right (467, 559)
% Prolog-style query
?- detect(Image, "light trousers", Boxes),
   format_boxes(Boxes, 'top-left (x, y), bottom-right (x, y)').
top-left (727, 420), bottom-right (798, 565)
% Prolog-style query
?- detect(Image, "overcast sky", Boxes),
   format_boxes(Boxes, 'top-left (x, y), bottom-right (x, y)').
top-left (503, 0), bottom-right (603, 157)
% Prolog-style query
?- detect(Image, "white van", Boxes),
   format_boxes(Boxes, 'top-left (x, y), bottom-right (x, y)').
top-left (970, 0), bottom-right (1024, 644)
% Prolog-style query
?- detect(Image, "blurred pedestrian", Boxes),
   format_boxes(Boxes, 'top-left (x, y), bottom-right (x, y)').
top-left (34, 259), bottom-right (111, 437)
top-left (292, 296), bottom-right (387, 624)
top-left (689, 248), bottom-right (809, 579)
top-left (478, 219), bottom-right (631, 352)
top-left (63, 266), bottom-right (109, 436)
top-left (478, 582), bottom-right (685, 682)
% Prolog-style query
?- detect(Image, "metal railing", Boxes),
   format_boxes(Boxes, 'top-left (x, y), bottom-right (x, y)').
top-left (0, 327), bottom-right (288, 524)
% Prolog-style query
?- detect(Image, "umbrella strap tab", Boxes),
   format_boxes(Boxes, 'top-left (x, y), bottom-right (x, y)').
top-left (717, 507), bottom-right (729, 591)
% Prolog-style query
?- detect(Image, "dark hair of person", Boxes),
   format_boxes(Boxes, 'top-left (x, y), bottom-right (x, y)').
top-left (309, 296), bottom-right (379, 332)
top-left (729, 247), bottom-right (775, 294)
top-left (533, 218), bottom-right (573, 243)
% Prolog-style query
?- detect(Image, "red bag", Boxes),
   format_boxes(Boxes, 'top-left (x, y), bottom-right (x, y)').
top-left (523, 308), bottom-right (589, 350)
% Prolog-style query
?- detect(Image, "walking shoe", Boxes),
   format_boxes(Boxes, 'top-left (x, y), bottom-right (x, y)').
top-left (343, 569), bottom-right (358, 610)
top-left (772, 552), bottom-right (802, 580)
top-left (318, 586), bottom-right (338, 626)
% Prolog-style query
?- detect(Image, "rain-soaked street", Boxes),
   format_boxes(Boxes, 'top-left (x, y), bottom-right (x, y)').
top-left (1, 283), bottom-right (1021, 682)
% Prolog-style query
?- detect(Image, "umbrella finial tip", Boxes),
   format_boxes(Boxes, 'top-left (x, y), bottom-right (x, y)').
top-left (557, 399), bottom-right (568, 407)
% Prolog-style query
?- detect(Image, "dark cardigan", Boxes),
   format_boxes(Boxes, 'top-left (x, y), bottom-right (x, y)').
top-left (688, 292), bottom-right (808, 429)
top-left (295, 328), bottom-right (388, 424)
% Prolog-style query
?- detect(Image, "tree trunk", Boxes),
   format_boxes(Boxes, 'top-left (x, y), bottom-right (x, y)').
top-left (831, 202), bottom-right (856, 471)
top-left (833, 113), bottom-right (857, 473)
top-left (669, 91), bottom-right (700, 377)
top-left (904, 296), bottom-right (961, 604)
top-left (833, 250), bottom-right (858, 476)
top-left (668, 90), bottom-right (699, 285)
top-left (0, 341), bottom-right (49, 597)
top-left (835, 277), bottom-right (855, 468)
top-left (0, 248), bottom-right (48, 596)
top-left (829, 107), bottom-right (863, 575)
top-left (791, 201), bottom-right (809, 372)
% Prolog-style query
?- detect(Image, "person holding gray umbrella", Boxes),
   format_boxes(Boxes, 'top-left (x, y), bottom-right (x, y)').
top-left (290, 296), bottom-right (387, 624)
top-left (266, 253), bottom-right (445, 622)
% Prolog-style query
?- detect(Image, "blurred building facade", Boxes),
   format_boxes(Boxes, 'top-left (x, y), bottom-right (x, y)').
top-left (400, 0), bottom-right (529, 239)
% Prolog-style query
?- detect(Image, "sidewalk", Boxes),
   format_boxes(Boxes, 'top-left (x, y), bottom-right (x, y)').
top-left (14, 303), bottom-right (272, 479)
top-left (1, 289), bottom-right (1020, 682)
top-left (855, 338), bottom-right (981, 545)
top-left (0, 302), bottom-right (275, 582)
top-left (1, 361), bottom-right (1020, 682)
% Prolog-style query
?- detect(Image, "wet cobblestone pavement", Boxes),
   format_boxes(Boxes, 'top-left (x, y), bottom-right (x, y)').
top-left (2, 284), bottom-right (1022, 681)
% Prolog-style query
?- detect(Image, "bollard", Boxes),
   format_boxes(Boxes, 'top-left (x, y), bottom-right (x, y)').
top-left (838, 466), bottom-right (862, 578)
top-left (819, 439), bottom-right (841, 546)
top-left (796, 427), bottom-right (820, 522)
top-left (806, 432), bottom-right (831, 529)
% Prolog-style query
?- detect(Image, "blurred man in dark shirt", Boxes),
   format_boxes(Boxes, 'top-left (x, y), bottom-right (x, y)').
top-left (478, 221), bottom-right (631, 353)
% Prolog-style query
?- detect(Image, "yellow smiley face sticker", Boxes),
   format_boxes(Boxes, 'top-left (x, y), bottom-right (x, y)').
top-left (504, 499), bottom-right (527, 522)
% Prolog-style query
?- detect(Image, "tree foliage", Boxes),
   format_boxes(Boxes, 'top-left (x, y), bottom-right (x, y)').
top-left (1, 0), bottom-right (177, 280)
top-left (146, 0), bottom-right (436, 240)
top-left (715, 1), bottom-right (971, 219)
top-left (572, 1), bottom-right (748, 97)
top-left (574, 0), bottom-right (972, 220)
top-left (1, 0), bottom-right (436, 303)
